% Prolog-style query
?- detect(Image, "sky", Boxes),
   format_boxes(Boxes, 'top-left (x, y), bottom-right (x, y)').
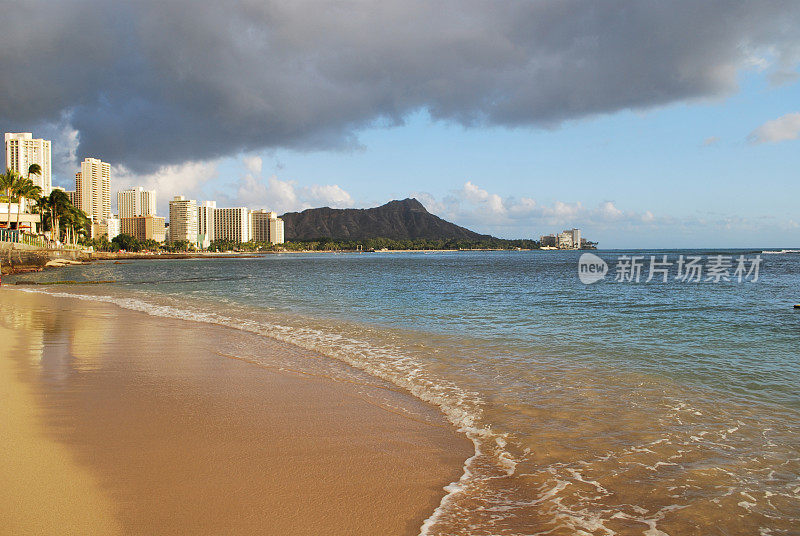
top-left (1, 0), bottom-right (799, 248)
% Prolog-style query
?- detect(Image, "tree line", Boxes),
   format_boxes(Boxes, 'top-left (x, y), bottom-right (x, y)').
top-left (84, 235), bottom-right (542, 253)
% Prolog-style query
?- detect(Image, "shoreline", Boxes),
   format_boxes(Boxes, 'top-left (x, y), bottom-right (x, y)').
top-left (0, 289), bottom-right (472, 535)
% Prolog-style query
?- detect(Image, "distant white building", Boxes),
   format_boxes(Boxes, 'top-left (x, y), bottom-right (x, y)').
top-left (555, 228), bottom-right (581, 249)
top-left (249, 209), bottom-right (285, 244)
top-left (106, 216), bottom-right (120, 240)
top-left (91, 216), bottom-right (120, 241)
top-left (168, 196), bottom-right (198, 246)
top-left (214, 207), bottom-right (249, 243)
top-left (569, 228), bottom-right (581, 249)
top-left (197, 201), bottom-right (216, 249)
top-left (270, 215), bottom-right (285, 245)
top-left (118, 187), bottom-right (157, 219)
top-left (5, 133), bottom-right (52, 196)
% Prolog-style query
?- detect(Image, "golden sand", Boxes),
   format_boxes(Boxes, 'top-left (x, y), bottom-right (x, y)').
top-left (0, 290), bottom-right (470, 535)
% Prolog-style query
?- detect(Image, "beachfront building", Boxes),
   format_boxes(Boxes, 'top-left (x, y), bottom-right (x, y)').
top-left (540, 229), bottom-right (583, 249)
top-left (249, 209), bottom-right (285, 244)
top-left (93, 216), bottom-right (120, 240)
top-left (271, 216), bottom-right (285, 244)
top-left (214, 207), bottom-right (249, 243)
top-left (197, 201), bottom-right (216, 250)
top-left (553, 228), bottom-right (581, 249)
top-left (568, 228), bottom-right (581, 249)
top-left (120, 215), bottom-right (166, 243)
top-left (5, 132), bottom-right (52, 196)
top-left (75, 157), bottom-right (112, 238)
top-left (168, 196), bottom-right (198, 246)
top-left (118, 187), bottom-right (157, 219)
top-left (107, 216), bottom-right (120, 240)
top-left (0, 202), bottom-right (41, 232)
top-left (76, 158), bottom-right (111, 222)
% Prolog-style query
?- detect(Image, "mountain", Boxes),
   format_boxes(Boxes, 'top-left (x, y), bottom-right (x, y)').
top-left (280, 198), bottom-right (492, 241)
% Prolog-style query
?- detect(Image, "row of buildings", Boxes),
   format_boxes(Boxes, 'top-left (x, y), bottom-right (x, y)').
top-left (4, 132), bottom-right (285, 248)
top-left (167, 197), bottom-right (284, 248)
top-left (540, 228), bottom-right (585, 249)
top-left (74, 186), bottom-right (285, 248)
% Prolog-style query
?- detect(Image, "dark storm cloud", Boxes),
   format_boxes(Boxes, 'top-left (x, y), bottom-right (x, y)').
top-left (1, 0), bottom-right (798, 172)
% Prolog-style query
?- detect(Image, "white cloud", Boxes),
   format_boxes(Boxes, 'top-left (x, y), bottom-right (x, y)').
top-left (243, 155), bottom-right (263, 175)
top-left (598, 201), bottom-right (624, 220)
top-left (413, 182), bottom-right (661, 239)
top-left (228, 155), bottom-right (354, 213)
top-left (305, 184), bottom-right (353, 208)
top-left (412, 182), bottom-right (800, 246)
top-left (749, 112), bottom-right (800, 144)
top-left (462, 181), bottom-right (506, 214)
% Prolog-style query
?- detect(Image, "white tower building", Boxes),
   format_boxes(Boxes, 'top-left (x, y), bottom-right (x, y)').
top-left (168, 196), bottom-right (198, 246)
top-left (5, 133), bottom-right (52, 195)
top-left (214, 207), bottom-right (250, 243)
top-left (118, 187), bottom-right (157, 219)
top-left (197, 201), bottom-right (216, 249)
top-left (76, 157), bottom-right (111, 223)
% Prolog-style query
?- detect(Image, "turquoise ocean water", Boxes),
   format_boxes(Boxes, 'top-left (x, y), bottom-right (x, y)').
top-left (9, 249), bottom-right (800, 535)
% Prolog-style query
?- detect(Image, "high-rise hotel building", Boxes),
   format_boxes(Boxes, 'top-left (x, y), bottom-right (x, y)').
top-left (214, 207), bottom-right (250, 243)
top-left (168, 196), bottom-right (198, 246)
top-left (5, 133), bottom-right (52, 195)
top-left (120, 215), bottom-right (166, 243)
top-left (197, 201), bottom-right (216, 249)
top-left (76, 157), bottom-right (111, 223)
top-left (249, 209), bottom-right (285, 244)
top-left (118, 187), bottom-right (157, 219)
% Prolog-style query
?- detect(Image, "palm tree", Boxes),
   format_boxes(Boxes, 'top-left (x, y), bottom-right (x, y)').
top-left (46, 189), bottom-right (71, 242)
top-left (27, 164), bottom-right (41, 183)
top-left (35, 196), bottom-right (52, 234)
top-left (57, 201), bottom-right (91, 245)
top-left (14, 178), bottom-right (42, 232)
top-left (24, 164), bottom-right (42, 219)
top-left (0, 168), bottom-right (22, 230)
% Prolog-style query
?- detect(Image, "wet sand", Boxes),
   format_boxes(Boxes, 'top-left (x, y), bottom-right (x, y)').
top-left (0, 290), bottom-right (471, 535)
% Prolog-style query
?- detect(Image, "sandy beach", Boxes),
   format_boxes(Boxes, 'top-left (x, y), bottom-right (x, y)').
top-left (0, 290), bottom-right (470, 535)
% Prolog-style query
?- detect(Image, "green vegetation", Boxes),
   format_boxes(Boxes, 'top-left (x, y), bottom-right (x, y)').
top-left (82, 234), bottom-right (163, 252)
top-left (83, 235), bottom-right (542, 254)
top-left (38, 189), bottom-right (91, 244)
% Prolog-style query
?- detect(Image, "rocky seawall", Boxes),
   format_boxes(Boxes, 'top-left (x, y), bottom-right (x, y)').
top-left (0, 243), bottom-right (87, 274)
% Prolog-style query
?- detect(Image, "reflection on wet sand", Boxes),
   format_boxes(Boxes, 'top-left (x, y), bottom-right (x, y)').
top-left (0, 290), bottom-right (470, 536)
